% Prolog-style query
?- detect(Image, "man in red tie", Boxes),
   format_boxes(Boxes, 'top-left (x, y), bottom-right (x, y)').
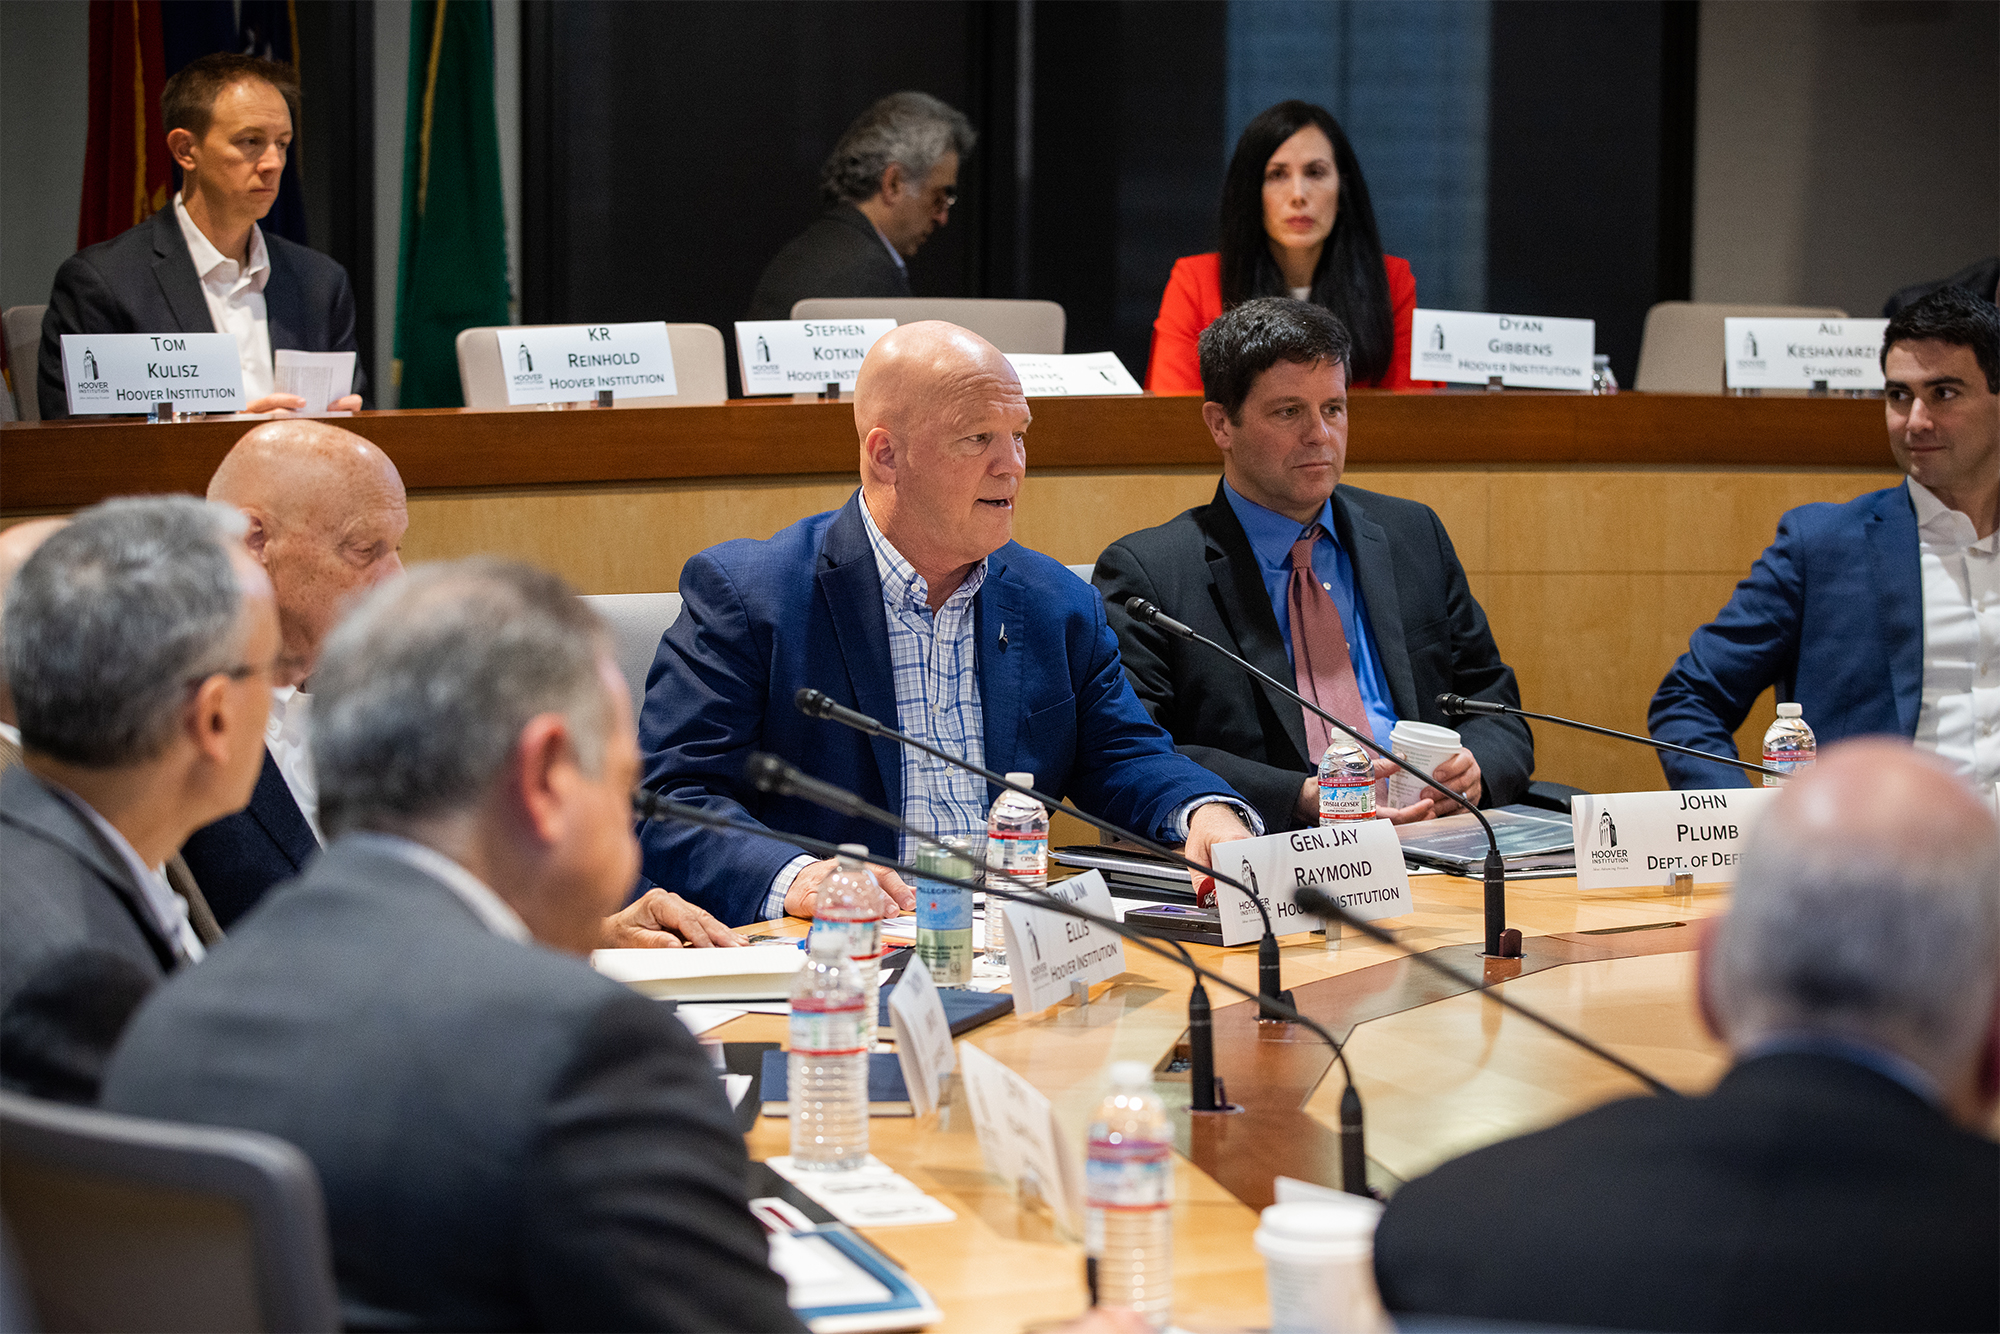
top-left (1094, 297), bottom-right (1534, 834)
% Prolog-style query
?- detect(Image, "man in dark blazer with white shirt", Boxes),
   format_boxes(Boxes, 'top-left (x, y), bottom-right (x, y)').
top-left (38, 53), bottom-right (364, 420)
top-left (1094, 299), bottom-right (1532, 835)
top-left (105, 561), bottom-right (801, 1331)
top-left (1, 497), bottom-right (278, 1102)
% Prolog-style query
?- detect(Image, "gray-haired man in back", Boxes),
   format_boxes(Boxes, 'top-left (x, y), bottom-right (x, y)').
top-left (104, 560), bottom-right (801, 1331)
top-left (0, 497), bottom-right (278, 1102)
top-left (746, 91), bottom-right (976, 320)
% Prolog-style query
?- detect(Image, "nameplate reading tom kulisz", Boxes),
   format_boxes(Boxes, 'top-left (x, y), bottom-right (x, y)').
top-left (61, 332), bottom-right (245, 414)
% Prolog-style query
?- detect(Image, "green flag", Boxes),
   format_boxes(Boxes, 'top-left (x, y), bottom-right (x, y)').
top-left (393, 0), bottom-right (510, 409)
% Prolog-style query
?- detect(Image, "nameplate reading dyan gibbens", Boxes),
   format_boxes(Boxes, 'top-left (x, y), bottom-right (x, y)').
top-left (735, 318), bottom-right (897, 395)
top-left (61, 332), bottom-right (244, 414)
top-left (1411, 309), bottom-right (1596, 390)
top-left (1570, 788), bottom-right (1778, 891)
top-left (1213, 821), bottom-right (1413, 946)
top-left (501, 322), bottom-right (678, 404)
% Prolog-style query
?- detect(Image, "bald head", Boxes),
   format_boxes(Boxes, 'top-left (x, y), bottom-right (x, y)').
top-left (0, 518), bottom-right (67, 727)
top-left (852, 322), bottom-right (1029, 601)
top-left (208, 420), bottom-right (408, 685)
top-left (1710, 740), bottom-right (2000, 1121)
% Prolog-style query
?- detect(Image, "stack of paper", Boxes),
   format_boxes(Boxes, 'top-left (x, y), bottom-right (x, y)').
top-left (591, 943), bottom-right (805, 1000)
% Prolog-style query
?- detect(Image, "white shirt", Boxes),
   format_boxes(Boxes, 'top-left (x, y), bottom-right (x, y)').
top-left (1908, 478), bottom-right (1999, 787)
top-left (266, 686), bottom-right (323, 843)
top-left (341, 832), bottom-right (532, 943)
top-left (869, 218), bottom-right (908, 276)
top-left (47, 782), bottom-right (204, 963)
top-left (0, 721), bottom-right (19, 750)
top-left (173, 192), bottom-right (274, 401)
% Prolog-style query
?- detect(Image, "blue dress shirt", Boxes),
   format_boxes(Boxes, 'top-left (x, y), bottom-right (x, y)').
top-left (1221, 479), bottom-right (1399, 749)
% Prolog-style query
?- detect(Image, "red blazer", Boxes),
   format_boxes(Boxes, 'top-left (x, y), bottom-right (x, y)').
top-left (1145, 250), bottom-right (1421, 393)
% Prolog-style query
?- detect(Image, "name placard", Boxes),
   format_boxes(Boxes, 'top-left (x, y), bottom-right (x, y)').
top-left (501, 322), bottom-right (678, 404)
top-left (1724, 318), bottom-right (1888, 390)
top-left (735, 318), bottom-right (897, 395)
top-left (61, 332), bottom-right (244, 414)
top-left (957, 1041), bottom-right (1083, 1236)
top-left (1213, 823), bottom-right (1412, 945)
top-left (1002, 352), bottom-right (1143, 397)
top-left (1411, 309), bottom-right (1595, 390)
top-left (1570, 788), bottom-right (1777, 891)
top-left (997, 869), bottom-right (1126, 1016)
top-left (886, 954), bottom-right (955, 1117)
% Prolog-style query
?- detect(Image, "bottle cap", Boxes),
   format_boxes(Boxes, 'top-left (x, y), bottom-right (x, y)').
top-left (1006, 772), bottom-right (1035, 787)
top-left (836, 842), bottom-right (869, 866)
top-left (1776, 703), bottom-right (1803, 717)
top-left (1108, 1060), bottom-right (1152, 1087)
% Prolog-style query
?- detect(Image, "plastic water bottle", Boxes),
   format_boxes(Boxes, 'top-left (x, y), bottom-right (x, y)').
top-left (1761, 703), bottom-right (1817, 786)
top-left (915, 836), bottom-right (977, 986)
top-left (1590, 354), bottom-right (1619, 394)
top-left (985, 773), bottom-right (1047, 969)
top-left (810, 845), bottom-right (889, 1005)
top-left (1319, 738), bottom-right (1376, 823)
top-left (1086, 1061), bottom-right (1174, 1329)
top-left (788, 930), bottom-right (869, 1171)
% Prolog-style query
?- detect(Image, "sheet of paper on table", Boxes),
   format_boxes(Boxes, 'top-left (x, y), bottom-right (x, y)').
top-left (273, 349), bottom-right (356, 413)
top-left (764, 1155), bottom-right (957, 1227)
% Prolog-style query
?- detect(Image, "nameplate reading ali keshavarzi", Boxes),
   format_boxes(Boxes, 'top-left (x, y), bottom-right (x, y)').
top-left (500, 322), bottom-right (678, 405)
top-left (1002, 351), bottom-right (1143, 397)
top-left (1212, 822), bottom-right (1412, 946)
top-left (734, 318), bottom-right (897, 395)
top-left (1569, 787), bottom-right (1778, 892)
top-left (1410, 309), bottom-right (1596, 390)
top-left (61, 332), bottom-right (245, 415)
top-left (1723, 317), bottom-right (1889, 391)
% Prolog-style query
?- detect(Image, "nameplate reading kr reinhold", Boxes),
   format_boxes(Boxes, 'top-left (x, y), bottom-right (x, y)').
top-left (996, 869), bottom-right (1126, 1016)
top-left (1002, 351), bottom-right (1143, 397)
top-left (1724, 318), bottom-right (1889, 391)
top-left (1212, 823), bottom-right (1412, 945)
top-left (1411, 309), bottom-right (1595, 390)
top-left (734, 318), bottom-right (897, 395)
top-left (501, 322), bottom-right (678, 404)
top-left (61, 332), bottom-right (244, 415)
top-left (1570, 788), bottom-right (1777, 891)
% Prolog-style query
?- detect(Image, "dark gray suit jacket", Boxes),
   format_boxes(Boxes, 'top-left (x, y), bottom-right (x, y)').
top-left (745, 202), bottom-right (911, 321)
top-left (1094, 482), bottom-right (1534, 833)
top-left (38, 205), bottom-right (366, 419)
top-left (102, 836), bottom-right (802, 1333)
top-left (0, 764), bottom-right (181, 1103)
top-left (179, 747), bottom-right (320, 929)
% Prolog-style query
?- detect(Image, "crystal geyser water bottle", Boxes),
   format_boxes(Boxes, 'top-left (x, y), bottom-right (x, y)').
top-left (1761, 703), bottom-right (1817, 787)
top-left (788, 929), bottom-right (869, 1171)
top-left (1319, 738), bottom-right (1376, 823)
top-left (1086, 1060), bottom-right (1174, 1329)
top-left (810, 845), bottom-right (889, 1002)
top-left (985, 773), bottom-right (1046, 970)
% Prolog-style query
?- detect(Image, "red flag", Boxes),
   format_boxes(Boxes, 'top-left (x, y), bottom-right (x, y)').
top-left (77, 0), bottom-right (171, 250)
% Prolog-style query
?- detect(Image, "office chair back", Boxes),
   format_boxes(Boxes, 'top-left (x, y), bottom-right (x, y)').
top-left (584, 591), bottom-right (685, 718)
top-left (456, 324), bottom-right (728, 408)
top-left (3, 306), bottom-right (47, 422)
top-left (1635, 301), bottom-right (1848, 394)
top-left (0, 1090), bottom-right (339, 1333)
top-left (789, 298), bottom-right (1066, 354)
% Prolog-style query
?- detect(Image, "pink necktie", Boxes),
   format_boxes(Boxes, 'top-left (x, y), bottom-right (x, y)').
top-left (1288, 525), bottom-right (1369, 761)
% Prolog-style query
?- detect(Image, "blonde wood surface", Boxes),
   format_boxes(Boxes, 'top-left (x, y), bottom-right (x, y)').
top-left (714, 872), bottom-right (1731, 1332)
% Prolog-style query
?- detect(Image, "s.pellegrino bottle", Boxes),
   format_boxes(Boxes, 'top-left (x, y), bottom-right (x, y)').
top-left (1761, 703), bottom-right (1816, 786)
top-left (1319, 738), bottom-right (1376, 823)
top-left (788, 930), bottom-right (869, 1171)
top-left (915, 836), bottom-right (977, 986)
top-left (1085, 1060), bottom-right (1174, 1330)
top-left (984, 772), bottom-right (1047, 970)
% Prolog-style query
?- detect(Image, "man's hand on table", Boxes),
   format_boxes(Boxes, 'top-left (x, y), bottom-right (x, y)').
top-left (242, 393), bottom-right (365, 415)
top-left (1183, 800), bottom-right (1255, 898)
top-left (783, 857), bottom-right (917, 920)
top-left (1372, 748), bottom-right (1482, 824)
top-left (600, 888), bottom-right (746, 948)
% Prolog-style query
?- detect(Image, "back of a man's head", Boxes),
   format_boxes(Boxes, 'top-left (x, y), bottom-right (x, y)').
top-left (1882, 284), bottom-right (2000, 392)
top-left (4, 498), bottom-right (248, 768)
top-left (1199, 297), bottom-right (1353, 420)
top-left (311, 559), bottom-right (611, 839)
top-left (820, 91), bottom-right (976, 205)
top-left (1713, 740), bottom-right (2000, 1082)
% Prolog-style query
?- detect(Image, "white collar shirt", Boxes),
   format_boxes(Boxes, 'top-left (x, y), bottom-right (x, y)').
top-left (1907, 478), bottom-right (1999, 787)
top-left (868, 218), bottom-right (908, 277)
top-left (47, 782), bottom-right (204, 963)
top-left (340, 833), bottom-right (532, 943)
top-left (266, 685), bottom-right (323, 843)
top-left (174, 192), bottom-right (275, 402)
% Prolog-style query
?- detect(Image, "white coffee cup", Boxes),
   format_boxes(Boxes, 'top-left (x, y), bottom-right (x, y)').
top-left (1384, 720), bottom-right (1463, 810)
top-left (1254, 1197), bottom-right (1388, 1334)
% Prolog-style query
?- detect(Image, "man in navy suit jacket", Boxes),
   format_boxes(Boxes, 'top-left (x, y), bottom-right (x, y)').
top-left (1650, 288), bottom-right (1999, 788)
top-left (38, 53), bottom-right (365, 420)
top-left (639, 322), bottom-right (1255, 925)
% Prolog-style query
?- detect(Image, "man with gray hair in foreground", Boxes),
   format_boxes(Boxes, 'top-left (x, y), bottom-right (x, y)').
top-left (1373, 738), bottom-right (1999, 1332)
top-left (103, 559), bottom-right (800, 1331)
top-left (0, 498), bottom-right (277, 1102)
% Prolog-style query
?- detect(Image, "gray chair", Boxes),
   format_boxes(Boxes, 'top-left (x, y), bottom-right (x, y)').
top-left (584, 591), bottom-right (685, 718)
top-left (0, 1089), bottom-right (339, 1332)
top-left (1634, 301), bottom-right (1848, 394)
top-left (455, 324), bottom-right (728, 409)
top-left (3, 306), bottom-right (47, 422)
top-left (789, 298), bottom-right (1065, 354)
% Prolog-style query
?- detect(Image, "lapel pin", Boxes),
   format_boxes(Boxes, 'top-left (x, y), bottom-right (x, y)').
top-left (998, 622), bottom-right (1008, 650)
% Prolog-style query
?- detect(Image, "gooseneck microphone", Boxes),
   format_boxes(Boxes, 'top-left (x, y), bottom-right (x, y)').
top-left (1435, 694), bottom-right (1787, 781)
top-left (792, 687), bottom-right (1293, 1016)
top-left (635, 782), bottom-right (1374, 1192)
top-left (1120, 596), bottom-right (1518, 959)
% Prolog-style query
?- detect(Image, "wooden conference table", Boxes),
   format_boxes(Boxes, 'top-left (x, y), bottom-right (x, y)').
top-left (723, 869), bottom-right (1734, 1334)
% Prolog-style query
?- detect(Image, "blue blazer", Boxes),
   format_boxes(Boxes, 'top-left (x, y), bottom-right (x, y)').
top-left (178, 749), bottom-right (321, 929)
top-left (1648, 485), bottom-right (1921, 788)
top-left (637, 492), bottom-right (1245, 924)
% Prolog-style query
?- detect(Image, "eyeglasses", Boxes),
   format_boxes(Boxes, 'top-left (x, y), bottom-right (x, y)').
top-left (931, 187), bottom-right (959, 209)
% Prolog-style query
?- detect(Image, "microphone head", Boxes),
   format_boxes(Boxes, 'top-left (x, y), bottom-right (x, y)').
top-left (742, 752), bottom-right (790, 794)
top-left (1437, 693), bottom-right (1468, 718)
top-left (1123, 595), bottom-right (1159, 622)
top-left (794, 687), bottom-right (831, 719)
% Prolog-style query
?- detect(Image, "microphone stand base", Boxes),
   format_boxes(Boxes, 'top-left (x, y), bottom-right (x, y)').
top-left (1477, 927), bottom-right (1524, 960)
top-left (1256, 988), bottom-right (1296, 1021)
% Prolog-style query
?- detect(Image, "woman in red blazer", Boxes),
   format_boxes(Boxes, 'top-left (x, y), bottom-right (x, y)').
top-left (1148, 100), bottom-right (1421, 393)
